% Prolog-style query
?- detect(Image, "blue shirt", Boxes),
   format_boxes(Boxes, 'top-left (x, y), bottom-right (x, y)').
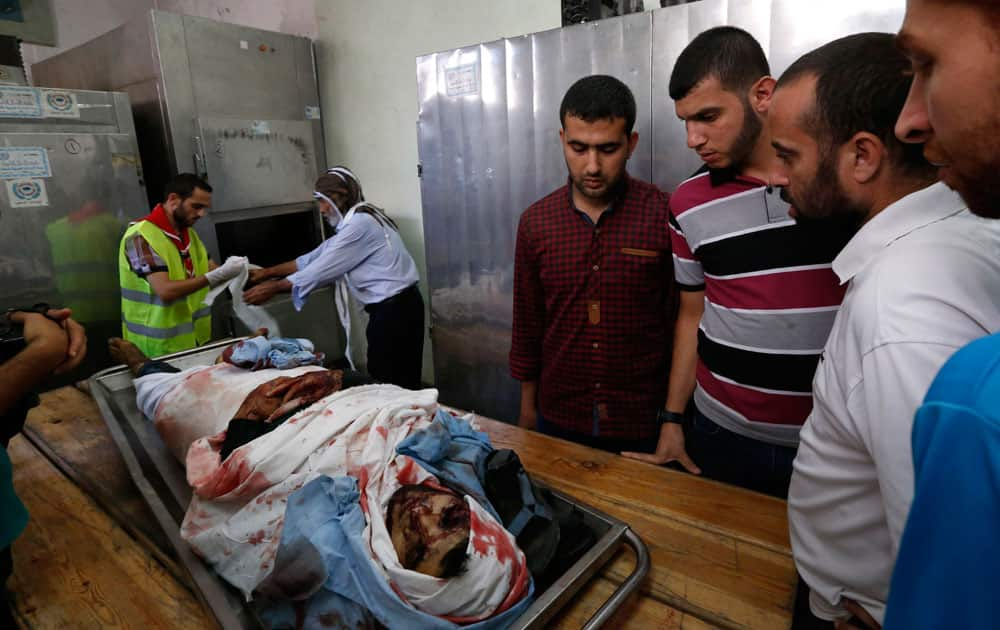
top-left (288, 211), bottom-right (419, 308)
top-left (1, 447), bottom-right (28, 550)
top-left (884, 333), bottom-right (1000, 629)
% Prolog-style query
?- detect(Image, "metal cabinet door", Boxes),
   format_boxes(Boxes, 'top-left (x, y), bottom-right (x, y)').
top-left (196, 117), bottom-right (318, 214)
top-left (0, 131), bottom-right (146, 310)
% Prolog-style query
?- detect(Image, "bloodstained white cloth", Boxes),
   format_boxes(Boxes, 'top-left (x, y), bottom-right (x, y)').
top-left (137, 367), bottom-right (529, 621)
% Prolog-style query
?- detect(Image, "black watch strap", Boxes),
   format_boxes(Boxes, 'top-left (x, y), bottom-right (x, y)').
top-left (657, 409), bottom-right (686, 426)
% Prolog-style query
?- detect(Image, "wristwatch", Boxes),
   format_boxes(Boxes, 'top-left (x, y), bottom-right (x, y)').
top-left (657, 409), bottom-right (686, 426)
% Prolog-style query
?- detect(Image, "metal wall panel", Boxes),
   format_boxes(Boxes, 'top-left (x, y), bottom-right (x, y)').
top-left (418, 14), bottom-right (654, 421)
top-left (418, 0), bottom-right (904, 422)
top-left (650, 0), bottom-right (904, 192)
top-left (0, 89), bottom-right (148, 381)
top-left (197, 117), bottom-right (317, 212)
top-left (32, 10), bottom-right (328, 256)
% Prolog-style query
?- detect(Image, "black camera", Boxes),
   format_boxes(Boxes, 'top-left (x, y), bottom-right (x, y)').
top-left (0, 320), bottom-right (26, 363)
top-left (0, 304), bottom-right (52, 363)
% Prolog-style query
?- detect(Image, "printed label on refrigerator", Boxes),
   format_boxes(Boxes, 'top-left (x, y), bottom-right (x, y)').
top-left (6, 178), bottom-right (49, 208)
top-left (444, 63), bottom-right (480, 97)
top-left (0, 147), bottom-right (52, 178)
top-left (40, 89), bottom-right (80, 118)
top-left (0, 86), bottom-right (42, 118)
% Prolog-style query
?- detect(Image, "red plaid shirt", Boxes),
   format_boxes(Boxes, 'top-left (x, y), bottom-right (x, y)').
top-left (510, 176), bottom-right (677, 440)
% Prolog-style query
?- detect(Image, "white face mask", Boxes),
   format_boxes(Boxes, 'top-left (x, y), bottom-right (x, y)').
top-left (315, 192), bottom-right (343, 229)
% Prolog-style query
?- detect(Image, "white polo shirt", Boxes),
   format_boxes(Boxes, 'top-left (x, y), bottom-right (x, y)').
top-left (788, 182), bottom-right (1000, 623)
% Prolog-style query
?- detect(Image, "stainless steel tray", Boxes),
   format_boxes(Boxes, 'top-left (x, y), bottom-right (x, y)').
top-left (89, 339), bottom-right (649, 629)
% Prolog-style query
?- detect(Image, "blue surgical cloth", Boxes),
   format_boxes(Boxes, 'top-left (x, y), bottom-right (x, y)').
top-left (261, 476), bottom-right (533, 629)
top-left (395, 410), bottom-right (499, 521)
top-left (224, 336), bottom-right (324, 370)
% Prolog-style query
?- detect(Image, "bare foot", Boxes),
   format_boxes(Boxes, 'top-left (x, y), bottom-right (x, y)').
top-left (108, 337), bottom-right (149, 376)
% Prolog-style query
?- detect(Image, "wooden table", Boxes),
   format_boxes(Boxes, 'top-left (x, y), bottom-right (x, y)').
top-left (7, 387), bottom-right (797, 629)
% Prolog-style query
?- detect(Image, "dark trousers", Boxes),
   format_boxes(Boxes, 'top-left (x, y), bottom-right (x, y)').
top-left (364, 284), bottom-right (425, 390)
top-left (536, 410), bottom-right (658, 455)
top-left (684, 406), bottom-right (797, 499)
top-left (136, 360), bottom-right (181, 378)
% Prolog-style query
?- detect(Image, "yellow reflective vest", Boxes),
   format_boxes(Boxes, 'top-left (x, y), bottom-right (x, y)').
top-left (118, 221), bottom-right (211, 357)
top-left (45, 212), bottom-right (122, 324)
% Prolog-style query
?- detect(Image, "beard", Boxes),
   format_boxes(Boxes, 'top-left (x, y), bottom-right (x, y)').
top-left (944, 155), bottom-right (1000, 219)
top-left (929, 91), bottom-right (1000, 219)
top-left (782, 152), bottom-right (866, 249)
top-left (174, 201), bottom-right (200, 230)
top-left (726, 101), bottom-right (764, 171)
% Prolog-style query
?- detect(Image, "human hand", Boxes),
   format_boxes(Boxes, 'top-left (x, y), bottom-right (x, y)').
top-left (8, 310), bottom-right (69, 370)
top-left (834, 599), bottom-right (881, 630)
top-left (205, 256), bottom-right (247, 287)
top-left (43, 308), bottom-right (88, 374)
top-left (248, 268), bottom-right (270, 285)
top-left (243, 280), bottom-right (282, 305)
top-left (622, 422), bottom-right (701, 473)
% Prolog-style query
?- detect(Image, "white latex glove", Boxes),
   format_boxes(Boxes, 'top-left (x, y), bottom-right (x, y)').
top-left (205, 256), bottom-right (247, 288)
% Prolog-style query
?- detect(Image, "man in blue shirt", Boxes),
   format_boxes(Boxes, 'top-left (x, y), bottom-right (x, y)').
top-left (887, 2), bottom-right (1000, 627)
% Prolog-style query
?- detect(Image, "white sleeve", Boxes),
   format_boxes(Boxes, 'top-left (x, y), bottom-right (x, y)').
top-left (858, 341), bottom-right (963, 551)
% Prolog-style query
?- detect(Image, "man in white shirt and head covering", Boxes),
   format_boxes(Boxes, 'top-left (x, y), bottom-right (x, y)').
top-left (768, 32), bottom-right (1000, 628)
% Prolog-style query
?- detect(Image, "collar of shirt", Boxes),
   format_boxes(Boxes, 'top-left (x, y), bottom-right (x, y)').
top-left (832, 181), bottom-right (966, 285)
top-left (565, 175), bottom-right (631, 226)
top-left (707, 165), bottom-right (768, 189)
top-left (142, 203), bottom-right (191, 251)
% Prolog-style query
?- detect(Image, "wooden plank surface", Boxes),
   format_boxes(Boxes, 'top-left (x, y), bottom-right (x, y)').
top-left (548, 576), bottom-right (718, 630)
top-left (9, 387), bottom-right (795, 629)
top-left (479, 417), bottom-right (796, 630)
top-left (6, 435), bottom-right (212, 629)
top-left (23, 387), bottom-right (171, 553)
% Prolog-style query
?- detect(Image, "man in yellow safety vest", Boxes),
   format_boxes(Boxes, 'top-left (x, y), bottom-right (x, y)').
top-left (118, 173), bottom-right (242, 357)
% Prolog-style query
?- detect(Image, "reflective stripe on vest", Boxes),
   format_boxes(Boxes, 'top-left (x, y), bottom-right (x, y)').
top-left (118, 220), bottom-right (211, 357)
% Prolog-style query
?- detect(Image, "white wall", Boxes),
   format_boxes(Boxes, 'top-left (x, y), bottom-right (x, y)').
top-left (315, 0), bottom-right (562, 383)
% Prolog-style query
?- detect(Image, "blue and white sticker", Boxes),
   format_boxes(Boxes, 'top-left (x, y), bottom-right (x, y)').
top-left (0, 147), bottom-right (52, 179)
top-left (251, 120), bottom-right (271, 136)
top-left (305, 105), bottom-right (321, 120)
top-left (0, 86), bottom-right (42, 118)
top-left (40, 89), bottom-right (79, 118)
top-left (6, 178), bottom-right (49, 208)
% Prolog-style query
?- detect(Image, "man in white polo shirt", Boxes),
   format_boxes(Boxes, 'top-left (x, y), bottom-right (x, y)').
top-left (769, 33), bottom-right (1000, 627)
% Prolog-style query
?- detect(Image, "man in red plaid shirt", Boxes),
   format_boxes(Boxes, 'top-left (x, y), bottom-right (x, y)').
top-left (509, 75), bottom-right (677, 453)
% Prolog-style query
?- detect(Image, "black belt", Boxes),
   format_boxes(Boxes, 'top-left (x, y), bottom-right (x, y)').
top-left (364, 283), bottom-right (420, 313)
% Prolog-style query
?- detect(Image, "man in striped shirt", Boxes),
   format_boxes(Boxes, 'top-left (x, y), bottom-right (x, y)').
top-left (623, 27), bottom-right (847, 498)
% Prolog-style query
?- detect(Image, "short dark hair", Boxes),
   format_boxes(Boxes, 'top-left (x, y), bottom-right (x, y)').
top-left (669, 26), bottom-right (770, 101)
top-left (164, 173), bottom-right (212, 202)
top-left (777, 32), bottom-right (935, 178)
top-left (559, 74), bottom-right (637, 134)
